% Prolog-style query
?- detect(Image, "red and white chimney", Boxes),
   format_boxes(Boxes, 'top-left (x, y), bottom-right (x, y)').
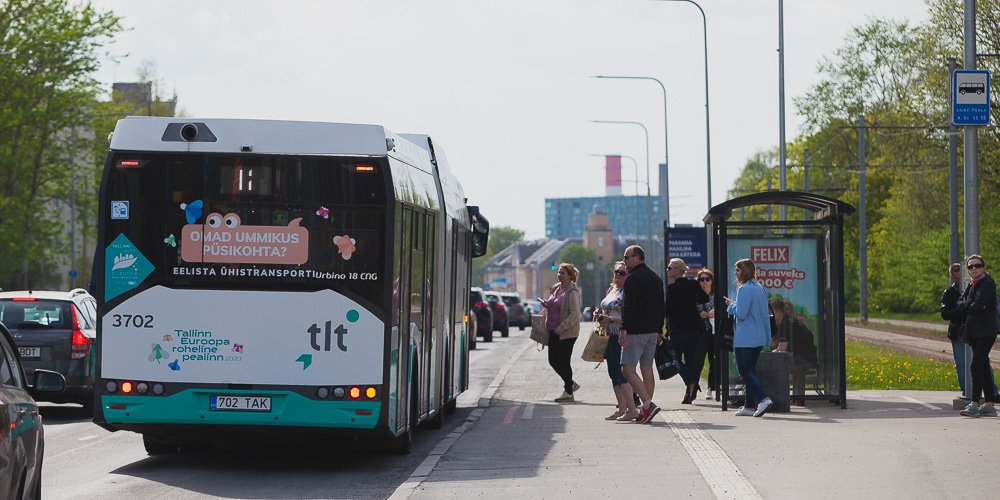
top-left (605, 155), bottom-right (622, 196)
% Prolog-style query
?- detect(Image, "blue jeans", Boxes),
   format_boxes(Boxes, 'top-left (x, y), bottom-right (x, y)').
top-left (604, 335), bottom-right (628, 387)
top-left (734, 347), bottom-right (768, 408)
top-left (952, 338), bottom-right (999, 397)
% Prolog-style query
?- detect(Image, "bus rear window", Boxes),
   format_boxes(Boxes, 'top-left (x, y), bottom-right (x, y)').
top-left (103, 153), bottom-right (389, 304)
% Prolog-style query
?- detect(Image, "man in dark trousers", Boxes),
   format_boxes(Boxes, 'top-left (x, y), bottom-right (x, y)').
top-left (665, 258), bottom-right (710, 404)
top-left (619, 245), bottom-right (665, 424)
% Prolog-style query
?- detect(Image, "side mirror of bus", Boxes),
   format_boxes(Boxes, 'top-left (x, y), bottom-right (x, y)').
top-left (468, 206), bottom-right (490, 258)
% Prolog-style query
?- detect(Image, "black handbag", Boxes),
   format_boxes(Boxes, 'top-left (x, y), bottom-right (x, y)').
top-left (655, 338), bottom-right (681, 380)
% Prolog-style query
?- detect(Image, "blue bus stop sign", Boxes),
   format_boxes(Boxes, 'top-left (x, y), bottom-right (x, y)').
top-left (952, 70), bottom-right (991, 126)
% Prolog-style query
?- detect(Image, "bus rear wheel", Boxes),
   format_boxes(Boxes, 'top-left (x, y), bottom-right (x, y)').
top-left (143, 434), bottom-right (180, 455)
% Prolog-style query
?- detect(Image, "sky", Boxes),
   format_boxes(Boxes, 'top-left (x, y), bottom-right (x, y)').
top-left (91, 0), bottom-right (930, 239)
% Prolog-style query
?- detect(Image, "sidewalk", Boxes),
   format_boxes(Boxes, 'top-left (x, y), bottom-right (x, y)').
top-left (403, 329), bottom-right (1000, 500)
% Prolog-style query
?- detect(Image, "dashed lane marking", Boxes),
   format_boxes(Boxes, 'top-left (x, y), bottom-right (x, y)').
top-left (661, 410), bottom-right (763, 500)
top-left (522, 403), bottom-right (535, 419)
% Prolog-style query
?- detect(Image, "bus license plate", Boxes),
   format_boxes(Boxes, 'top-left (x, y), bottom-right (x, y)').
top-left (17, 347), bottom-right (40, 359)
top-left (210, 395), bottom-right (271, 412)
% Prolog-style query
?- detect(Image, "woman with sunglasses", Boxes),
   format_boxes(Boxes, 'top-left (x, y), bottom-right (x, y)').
top-left (696, 269), bottom-right (718, 400)
top-left (958, 254), bottom-right (998, 417)
top-left (595, 261), bottom-right (639, 421)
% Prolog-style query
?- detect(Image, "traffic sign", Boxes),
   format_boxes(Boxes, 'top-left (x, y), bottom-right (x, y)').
top-left (69, 269), bottom-right (78, 278)
top-left (952, 70), bottom-right (991, 126)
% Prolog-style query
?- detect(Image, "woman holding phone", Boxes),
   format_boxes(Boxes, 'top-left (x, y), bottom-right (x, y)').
top-left (540, 263), bottom-right (582, 402)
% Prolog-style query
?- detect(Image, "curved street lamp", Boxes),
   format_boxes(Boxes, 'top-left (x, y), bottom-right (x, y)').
top-left (591, 120), bottom-right (655, 267)
top-left (653, 0), bottom-right (712, 211)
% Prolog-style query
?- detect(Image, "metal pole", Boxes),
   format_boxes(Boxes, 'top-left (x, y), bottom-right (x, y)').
top-left (858, 114), bottom-right (868, 322)
top-left (653, 0), bottom-right (712, 211)
top-left (962, 0), bottom-right (978, 400)
top-left (778, 0), bottom-right (787, 221)
top-left (947, 57), bottom-right (959, 266)
top-left (70, 129), bottom-right (77, 289)
top-left (804, 149), bottom-right (810, 220)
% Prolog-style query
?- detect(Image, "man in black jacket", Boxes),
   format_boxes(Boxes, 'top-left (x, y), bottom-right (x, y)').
top-left (619, 245), bottom-right (665, 424)
top-left (942, 262), bottom-right (969, 394)
top-left (665, 258), bottom-right (710, 404)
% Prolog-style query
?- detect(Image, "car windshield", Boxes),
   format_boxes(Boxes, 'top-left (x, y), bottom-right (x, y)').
top-left (0, 300), bottom-right (72, 329)
top-left (470, 291), bottom-right (484, 303)
top-left (501, 296), bottom-right (520, 306)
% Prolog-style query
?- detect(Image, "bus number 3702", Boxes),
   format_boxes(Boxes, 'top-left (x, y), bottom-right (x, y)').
top-left (111, 314), bottom-right (155, 328)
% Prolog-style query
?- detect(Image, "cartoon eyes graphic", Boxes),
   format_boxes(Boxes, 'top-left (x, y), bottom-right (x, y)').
top-left (316, 206), bottom-right (330, 219)
top-left (180, 200), bottom-right (204, 224)
top-left (206, 213), bottom-right (241, 229)
top-left (232, 344), bottom-right (244, 353)
top-left (164, 234), bottom-right (176, 247)
top-left (168, 359), bottom-right (180, 371)
top-left (333, 235), bottom-right (357, 260)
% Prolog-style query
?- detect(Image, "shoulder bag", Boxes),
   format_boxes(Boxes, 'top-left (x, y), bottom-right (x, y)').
top-left (580, 325), bottom-right (609, 362)
top-left (530, 314), bottom-right (549, 347)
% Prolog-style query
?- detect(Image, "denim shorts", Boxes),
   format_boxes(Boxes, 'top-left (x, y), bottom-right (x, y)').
top-left (620, 332), bottom-right (658, 367)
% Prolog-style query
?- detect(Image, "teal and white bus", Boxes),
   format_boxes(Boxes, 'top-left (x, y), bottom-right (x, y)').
top-left (94, 117), bottom-right (488, 454)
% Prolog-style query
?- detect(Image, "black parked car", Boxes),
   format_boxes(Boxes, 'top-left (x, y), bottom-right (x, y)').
top-left (0, 321), bottom-right (67, 500)
top-left (483, 291), bottom-right (509, 337)
top-left (470, 287), bottom-right (493, 342)
top-left (0, 289), bottom-right (97, 413)
top-left (500, 292), bottom-right (530, 330)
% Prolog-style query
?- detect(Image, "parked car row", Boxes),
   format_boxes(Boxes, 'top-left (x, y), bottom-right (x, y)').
top-left (469, 288), bottom-right (541, 347)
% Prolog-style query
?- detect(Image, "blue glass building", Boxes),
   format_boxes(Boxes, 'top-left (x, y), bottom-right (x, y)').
top-left (545, 195), bottom-right (663, 239)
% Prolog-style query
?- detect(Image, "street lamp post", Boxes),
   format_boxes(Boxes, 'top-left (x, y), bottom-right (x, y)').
top-left (592, 75), bottom-right (669, 228)
top-left (591, 120), bottom-right (655, 268)
top-left (655, 0), bottom-right (712, 211)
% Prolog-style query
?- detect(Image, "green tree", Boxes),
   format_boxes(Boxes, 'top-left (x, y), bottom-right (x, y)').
top-left (0, 0), bottom-right (123, 289)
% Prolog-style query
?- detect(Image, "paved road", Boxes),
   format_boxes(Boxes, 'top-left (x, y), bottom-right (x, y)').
top-left (39, 326), bottom-right (529, 499)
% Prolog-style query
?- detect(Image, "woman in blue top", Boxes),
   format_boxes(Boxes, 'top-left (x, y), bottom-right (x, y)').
top-left (724, 258), bottom-right (773, 417)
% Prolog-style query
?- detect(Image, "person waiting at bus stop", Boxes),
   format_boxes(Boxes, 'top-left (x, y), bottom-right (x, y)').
top-left (958, 254), bottom-right (999, 417)
top-left (541, 263), bottom-right (582, 403)
top-left (769, 298), bottom-right (818, 406)
top-left (665, 258), bottom-right (709, 404)
top-left (725, 258), bottom-right (773, 417)
top-left (941, 262), bottom-right (999, 400)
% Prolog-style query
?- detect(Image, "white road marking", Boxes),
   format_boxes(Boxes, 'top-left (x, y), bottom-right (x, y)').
top-left (78, 435), bottom-right (99, 441)
top-left (388, 339), bottom-right (534, 500)
top-left (522, 403), bottom-right (535, 419)
top-left (661, 410), bottom-right (763, 500)
top-left (900, 395), bottom-right (941, 410)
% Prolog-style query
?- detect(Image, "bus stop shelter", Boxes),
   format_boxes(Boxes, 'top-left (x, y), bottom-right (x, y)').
top-left (704, 191), bottom-right (855, 410)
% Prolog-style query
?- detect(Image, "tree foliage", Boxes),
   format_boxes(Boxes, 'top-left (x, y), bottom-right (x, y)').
top-left (471, 225), bottom-right (525, 285)
top-left (0, 0), bottom-right (122, 289)
top-left (731, 0), bottom-right (1000, 313)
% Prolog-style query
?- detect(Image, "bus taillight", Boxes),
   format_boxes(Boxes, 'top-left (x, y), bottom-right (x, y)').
top-left (366, 387), bottom-right (377, 399)
top-left (349, 387), bottom-right (361, 400)
top-left (121, 381), bottom-right (134, 394)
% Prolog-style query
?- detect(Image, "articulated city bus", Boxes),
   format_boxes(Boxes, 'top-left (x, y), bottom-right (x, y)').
top-left (94, 117), bottom-right (488, 454)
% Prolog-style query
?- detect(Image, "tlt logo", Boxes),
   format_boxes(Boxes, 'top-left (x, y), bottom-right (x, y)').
top-left (307, 320), bottom-right (348, 352)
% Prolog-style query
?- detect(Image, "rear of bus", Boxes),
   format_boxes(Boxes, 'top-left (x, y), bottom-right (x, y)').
top-left (95, 118), bottom-right (395, 447)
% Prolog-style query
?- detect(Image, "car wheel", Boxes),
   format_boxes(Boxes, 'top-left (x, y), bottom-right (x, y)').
top-left (143, 434), bottom-right (180, 455)
top-left (483, 329), bottom-right (493, 342)
top-left (469, 334), bottom-right (477, 350)
top-left (501, 325), bottom-right (509, 338)
top-left (80, 389), bottom-right (95, 417)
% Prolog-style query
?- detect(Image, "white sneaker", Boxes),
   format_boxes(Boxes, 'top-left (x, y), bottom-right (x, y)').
top-left (734, 406), bottom-right (755, 416)
top-left (754, 397), bottom-right (773, 417)
top-left (705, 390), bottom-right (713, 400)
top-left (554, 391), bottom-right (574, 402)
